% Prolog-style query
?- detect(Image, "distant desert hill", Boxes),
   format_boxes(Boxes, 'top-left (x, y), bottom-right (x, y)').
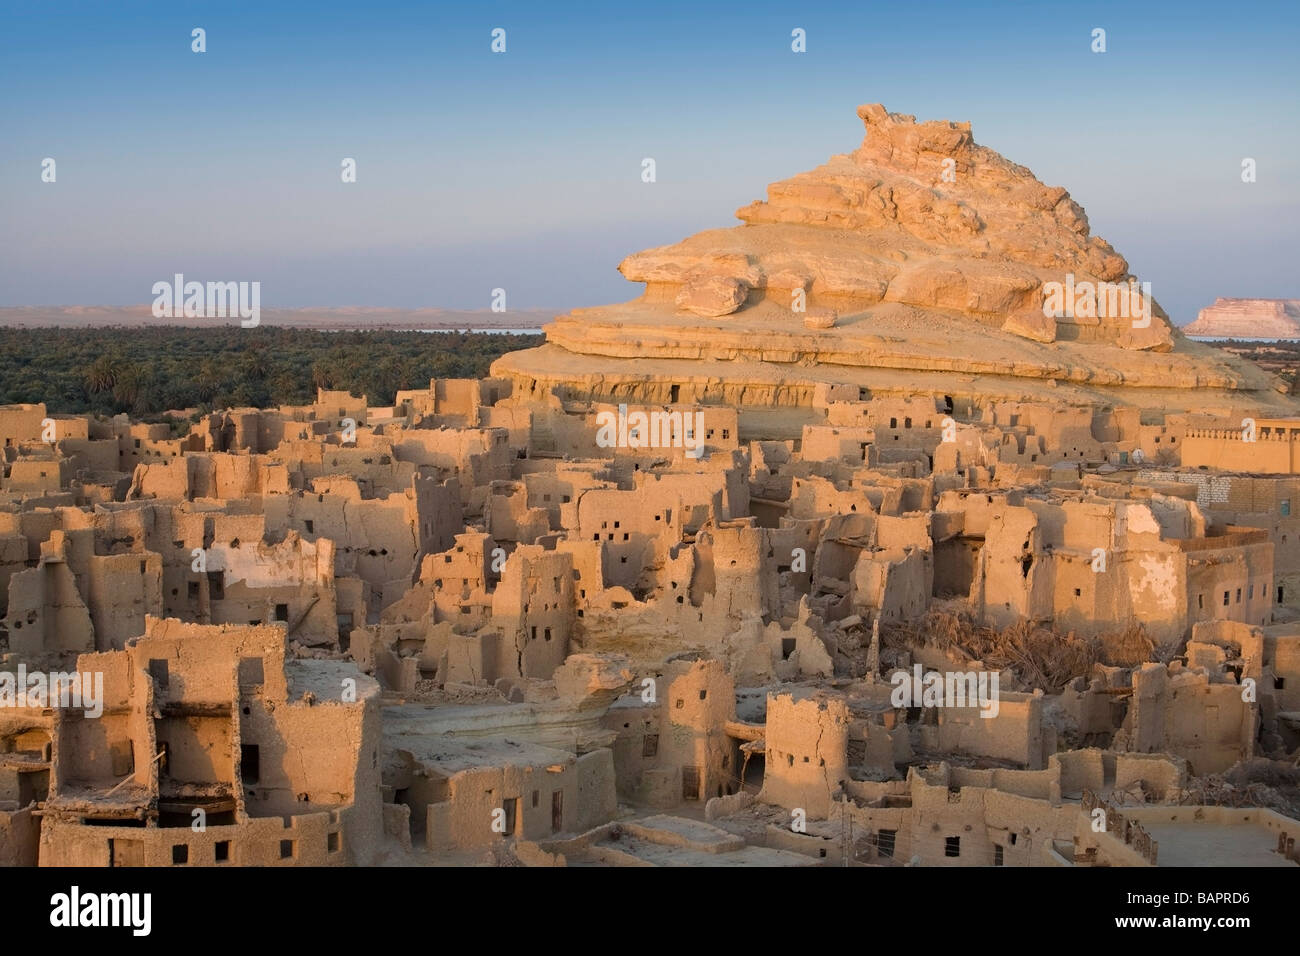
top-left (0, 305), bottom-right (556, 331)
top-left (494, 103), bottom-right (1295, 416)
top-left (1183, 298), bottom-right (1300, 340)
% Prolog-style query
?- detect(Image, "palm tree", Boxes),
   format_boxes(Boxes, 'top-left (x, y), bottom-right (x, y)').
top-left (85, 354), bottom-right (122, 394)
top-left (196, 359), bottom-right (223, 401)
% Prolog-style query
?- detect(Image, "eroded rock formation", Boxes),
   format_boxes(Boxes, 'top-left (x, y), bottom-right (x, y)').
top-left (494, 104), bottom-right (1294, 415)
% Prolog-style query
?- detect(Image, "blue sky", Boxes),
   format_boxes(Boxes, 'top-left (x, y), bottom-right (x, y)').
top-left (1, 0), bottom-right (1296, 323)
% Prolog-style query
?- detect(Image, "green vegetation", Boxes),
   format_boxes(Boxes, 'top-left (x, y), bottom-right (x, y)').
top-left (0, 326), bottom-right (541, 418)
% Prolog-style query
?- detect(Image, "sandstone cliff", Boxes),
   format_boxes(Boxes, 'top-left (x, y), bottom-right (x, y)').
top-left (1184, 298), bottom-right (1300, 340)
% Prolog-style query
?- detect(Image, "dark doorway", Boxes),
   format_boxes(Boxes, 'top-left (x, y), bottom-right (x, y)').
top-left (682, 766), bottom-right (701, 801)
top-left (240, 744), bottom-right (260, 784)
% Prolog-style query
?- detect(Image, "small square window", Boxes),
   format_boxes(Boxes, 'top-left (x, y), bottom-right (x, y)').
top-left (172, 844), bottom-right (188, 865)
top-left (215, 841), bottom-right (230, 862)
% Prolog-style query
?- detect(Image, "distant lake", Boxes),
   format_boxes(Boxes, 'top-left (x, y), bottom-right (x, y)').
top-left (419, 328), bottom-right (544, 335)
top-left (320, 327), bottom-right (544, 334)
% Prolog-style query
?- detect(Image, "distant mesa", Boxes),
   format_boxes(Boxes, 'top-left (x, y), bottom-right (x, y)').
top-left (1183, 298), bottom-right (1300, 340)
top-left (496, 104), bottom-right (1293, 414)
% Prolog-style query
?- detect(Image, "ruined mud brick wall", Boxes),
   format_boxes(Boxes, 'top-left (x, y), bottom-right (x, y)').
top-left (1126, 663), bottom-right (1257, 775)
top-left (970, 495), bottom-right (1273, 644)
top-left (4, 531), bottom-right (97, 657)
top-left (486, 480), bottom-right (551, 544)
top-left (387, 426), bottom-right (512, 512)
top-left (489, 544), bottom-right (575, 680)
top-left (393, 740), bottom-right (613, 852)
top-left (601, 660), bottom-right (738, 808)
top-left (760, 691), bottom-right (849, 820)
top-left (518, 465), bottom-right (614, 531)
top-left (917, 690), bottom-right (1048, 768)
top-left (903, 771), bottom-right (1076, 867)
top-left (262, 473), bottom-right (458, 609)
top-left (1264, 630), bottom-right (1300, 714)
top-left (39, 619), bottom-right (381, 866)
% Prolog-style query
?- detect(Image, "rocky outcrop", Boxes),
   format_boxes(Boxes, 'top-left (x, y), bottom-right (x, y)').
top-left (1184, 298), bottom-right (1300, 339)
top-left (617, 103), bottom-right (1171, 351)
top-left (492, 103), bottom-right (1294, 415)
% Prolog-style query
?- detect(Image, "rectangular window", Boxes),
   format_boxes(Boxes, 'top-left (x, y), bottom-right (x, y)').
top-left (876, 829), bottom-right (896, 858)
top-left (945, 836), bottom-right (961, 858)
top-left (501, 797), bottom-right (517, 836)
top-left (994, 844), bottom-right (1004, 866)
top-left (642, 734), bottom-right (659, 758)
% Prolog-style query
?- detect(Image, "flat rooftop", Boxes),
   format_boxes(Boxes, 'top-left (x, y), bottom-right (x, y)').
top-left (1142, 820), bottom-right (1296, 867)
